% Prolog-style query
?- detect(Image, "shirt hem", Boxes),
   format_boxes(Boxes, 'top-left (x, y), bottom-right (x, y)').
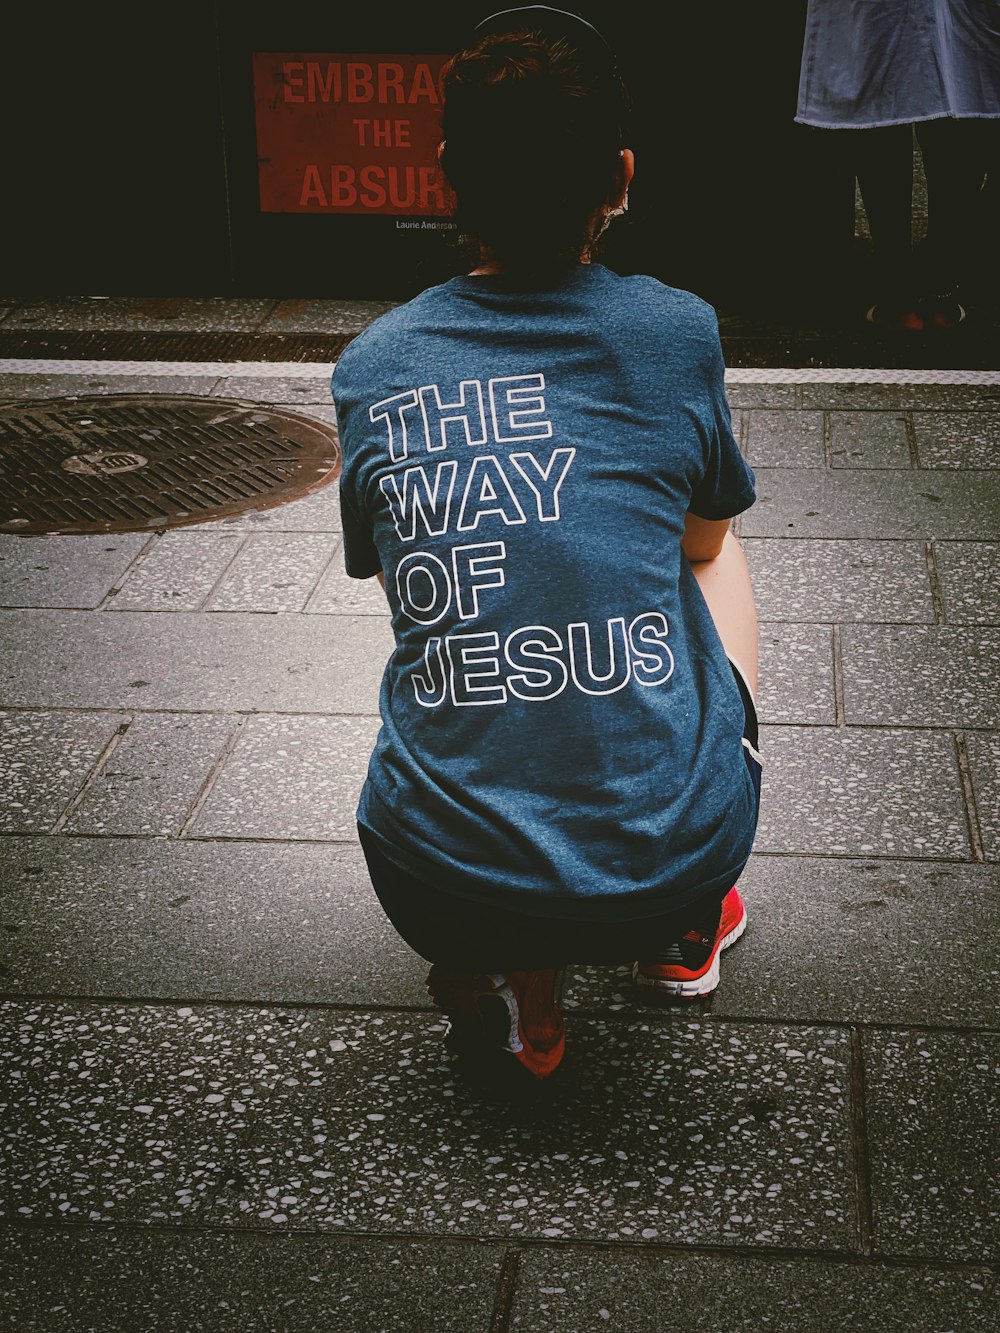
top-left (795, 111), bottom-right (1000, 129)
top-left (356, 807), bottom-right (754, 925)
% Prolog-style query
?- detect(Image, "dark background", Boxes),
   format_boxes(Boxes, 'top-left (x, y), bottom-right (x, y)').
top-left (4, 3), bottom-right (858, 308)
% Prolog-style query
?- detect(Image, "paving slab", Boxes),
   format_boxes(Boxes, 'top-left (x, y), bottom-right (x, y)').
top-left (799, 385), bottom-right (896, 410)
top-left (510, 1248), bottom-right (998, 1332)
top-left (758, 625), bottom-right (835, 725)
top-left (0, 1001), bottom-right (857, 1252)
top-left (204, 533), bottom-right (340, 613)
top-left (5, 838), bottom-right (999, 1030)
top-left (893, 385), bottom-right (1000, 410)
top-left (0, 610), bottom-right (391, 713)
top-left (0, 374), bottom-right (224, 401)
top-left (742, 468), bottom-right (1000, 539)
top-left (0, 534), bottom-right (149, 609)
top-left (840, 625), bottom-right (1000, 728)
top-left (755, 725), bottom-right (970, 859)
top-left (107, 531), bottom-right (245, 612)
top-left (61, 713), bottom-right (236, 837)
top-left (259, 297), bottom-right (399, 333)
top-left (563, 856), bottom-right (1000, 1029)
top-left (864, 1029), bottom-right (1000, 1261)
top-left (306, 548), bottom-right (391, 615)
top-left (966, 732), bottom-right (1000, 861)
top-left (211, 376), bottom-right (335, 406)
top-left (934, 541), bottom-right (1000, 624)
top-left (722, 384), bottom-right (797, 409)
top-left (745, 539), bottom-right (934, 622)
top-left (191, 714), bottom-right (381, 840)
top-left (0, 297), bottom-right (278, 331)
top-left (284, 402), bottom-right (339, 429)
top-left (828, 412), bottom-right (912, 469)
top-left (0, 836), bottom-right (426, 1005)
top-left (744, 410), bottom-right (825, 467)
top-left (0, 1227), bottom-right (503, 1333)
top-left (0, 711), bottom-right (125, 833)
top-left (193, 484), bottom-right (342, 534)
top-left (911, 411), bottom-right (1000, 468)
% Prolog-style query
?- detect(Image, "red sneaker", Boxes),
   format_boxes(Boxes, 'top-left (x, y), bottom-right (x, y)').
top-left (426, 966), bottom-right (566, 1079)
top-left (632, 887), bottom-right (747, 999)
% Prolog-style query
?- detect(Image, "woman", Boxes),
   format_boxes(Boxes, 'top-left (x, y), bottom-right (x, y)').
top-left (331, 5), bottom-right (762, 1081)
top-left (796, 0), bottom-right (1000, 332)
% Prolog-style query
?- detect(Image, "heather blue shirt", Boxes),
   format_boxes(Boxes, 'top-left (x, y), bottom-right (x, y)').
top-left (332, 263), bottom-right (757, 920)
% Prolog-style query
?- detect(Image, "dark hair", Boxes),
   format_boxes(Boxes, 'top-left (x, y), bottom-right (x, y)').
top-left (439, 20), bottom-right (631, 279)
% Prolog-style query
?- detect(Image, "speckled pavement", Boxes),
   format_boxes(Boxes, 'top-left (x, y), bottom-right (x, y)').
top-left (1, 297), bottom-right (999, 1332)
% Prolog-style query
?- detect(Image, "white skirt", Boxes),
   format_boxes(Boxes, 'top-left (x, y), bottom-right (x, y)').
top-left (796, 0), bottom-right (1000, 128)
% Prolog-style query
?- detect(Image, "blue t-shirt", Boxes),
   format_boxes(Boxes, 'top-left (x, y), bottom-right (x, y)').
top-left (332, 263), bottom-right (757, 921)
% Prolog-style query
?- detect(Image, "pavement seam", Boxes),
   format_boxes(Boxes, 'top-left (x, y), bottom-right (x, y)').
top-left (2, 1216), bottom-right (997, 1275)
top-left (0, 829), bottom-right (986, 861)
top-left (903, 412), bottom-right (920, 468)
top-left (2, 993), bottom-right (997, 1039)
top-left (301, 537), bottom-right (346, 614)
top-left (848, 1027), bottom-right (875, 1258)
top-left (93, 534), bottom-right (160, 612)
top-left (831, 625), bottom-right (846, 727)
top-left (47, 715), bottom-right (133, 835)
top-left (953, 730), bottom-right (987, 863)
top-left (924, 540), bottom-right (947, 624)
top-left (196, 533), bottom-right (255, 611)
top-left (176, 715), bottom-right (249, 839)
top-left (487, 1247), bottom-right (521, 1333)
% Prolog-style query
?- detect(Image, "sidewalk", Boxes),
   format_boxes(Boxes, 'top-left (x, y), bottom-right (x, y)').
top-left (1, 296), bottom-right (998, 1332)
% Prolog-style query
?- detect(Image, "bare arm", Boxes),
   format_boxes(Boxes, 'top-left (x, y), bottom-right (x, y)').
top-left (681, 511), bottom-right (732, 563)
top-left (683, 521), bottom-right (759, 694)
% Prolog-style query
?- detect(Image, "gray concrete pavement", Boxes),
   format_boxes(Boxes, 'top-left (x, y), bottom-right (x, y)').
top-left (0, 297), bottom-right (998, 1331)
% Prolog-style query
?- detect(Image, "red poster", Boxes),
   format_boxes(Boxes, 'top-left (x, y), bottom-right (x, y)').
top-left (253, 52), bottom-right (455, 216)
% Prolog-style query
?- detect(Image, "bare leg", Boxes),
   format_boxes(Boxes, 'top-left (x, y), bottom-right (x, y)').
top-left (690, 530), bottom-right (760, 698)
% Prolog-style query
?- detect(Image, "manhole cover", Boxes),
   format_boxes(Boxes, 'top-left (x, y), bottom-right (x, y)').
top-left (0, 395), bottom-right (341, 535)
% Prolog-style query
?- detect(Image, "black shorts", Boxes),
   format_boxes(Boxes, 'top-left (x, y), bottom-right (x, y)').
top-left (359, 657), bottom-right (762, 971)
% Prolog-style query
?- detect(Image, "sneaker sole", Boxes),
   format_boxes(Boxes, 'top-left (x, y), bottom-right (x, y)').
top-left (632, 914), bottom-right (747, 999)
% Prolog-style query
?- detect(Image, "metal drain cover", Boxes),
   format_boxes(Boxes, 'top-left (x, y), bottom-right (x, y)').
top-left (0, 395), bottom-right (341, 535)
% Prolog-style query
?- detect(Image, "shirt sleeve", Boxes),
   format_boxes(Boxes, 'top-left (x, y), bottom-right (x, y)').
top-left (338, 479), bottom-right (382, 580)
top-left (687, 325), bottom-right (757, 521)
top-left (332, 350), bottom-right (383, 581)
